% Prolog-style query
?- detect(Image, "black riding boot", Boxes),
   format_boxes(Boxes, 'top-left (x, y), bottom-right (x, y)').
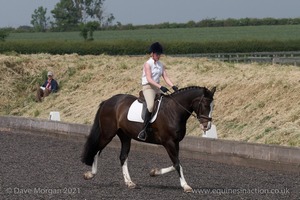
top-left (137, 110), bottom-right (152, 141)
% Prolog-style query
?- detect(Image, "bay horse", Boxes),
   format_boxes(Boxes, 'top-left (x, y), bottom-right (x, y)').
top-left (81, 86), bottom-right (216, 192)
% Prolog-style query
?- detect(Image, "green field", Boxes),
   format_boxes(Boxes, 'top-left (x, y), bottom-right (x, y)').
top-left (7, 25), bottom-right (300, 42)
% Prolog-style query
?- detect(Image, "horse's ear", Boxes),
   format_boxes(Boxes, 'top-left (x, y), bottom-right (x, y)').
top-left (211, 86), bottom-right (216, 95)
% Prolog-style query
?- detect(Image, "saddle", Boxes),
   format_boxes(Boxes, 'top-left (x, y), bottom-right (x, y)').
top-left (127, 91), bottom-right (163, 123)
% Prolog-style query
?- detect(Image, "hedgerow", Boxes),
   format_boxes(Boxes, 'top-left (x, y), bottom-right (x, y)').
top-left (1, 40), bottom-right (300, 55)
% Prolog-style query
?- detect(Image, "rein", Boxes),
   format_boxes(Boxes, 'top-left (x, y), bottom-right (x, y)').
top-left (165, 91), bottom-right (212, 122)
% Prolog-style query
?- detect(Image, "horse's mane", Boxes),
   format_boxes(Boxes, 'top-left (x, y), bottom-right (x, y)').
top-left (170, 86), bottom-right (207, 96)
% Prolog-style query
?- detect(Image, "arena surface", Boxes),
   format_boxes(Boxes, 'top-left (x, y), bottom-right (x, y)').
top-left (0, 131), bottom-right (299, 200)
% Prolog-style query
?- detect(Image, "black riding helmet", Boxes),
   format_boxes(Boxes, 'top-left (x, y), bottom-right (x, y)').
top-left (149, 42), bottom-right (163, 54)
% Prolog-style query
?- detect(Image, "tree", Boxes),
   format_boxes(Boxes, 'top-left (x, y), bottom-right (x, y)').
top-left (103, 13), bottom-right (115, 27)
top-left (31, 6), bottom-right (50, 32)
top-left (51, 0), bottom-right (82, 31)
top-left (81, 0), bottom-right (104, 22)
top-left (79, 23), bottom-right (88, 40)
top-left (51, 0), bottom-right (114, 31)
top-left (186, 20), bottom-right (196, 28)
top-left (0, 29), bottom-right (9, 41)
top-left (80, 21), bottom-right (99, 40)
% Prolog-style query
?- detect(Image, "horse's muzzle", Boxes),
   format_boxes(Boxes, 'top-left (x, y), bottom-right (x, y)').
top-left (198, 115), bottom-right (212, 131)
top-left (200, 122), bottom-right (212, 131)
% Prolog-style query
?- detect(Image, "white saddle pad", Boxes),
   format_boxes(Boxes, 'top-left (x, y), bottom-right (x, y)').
top-left (127, 97), bottom-right (162, 123)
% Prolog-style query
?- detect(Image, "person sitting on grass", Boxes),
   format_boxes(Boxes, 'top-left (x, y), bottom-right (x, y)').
top-left (36, 71), bottom-right (59, 102)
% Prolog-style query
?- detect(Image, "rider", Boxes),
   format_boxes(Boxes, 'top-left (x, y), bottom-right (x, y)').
top-left (137, 42), bottom-right (178, 141)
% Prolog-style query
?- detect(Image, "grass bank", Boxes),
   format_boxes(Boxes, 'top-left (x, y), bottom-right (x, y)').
top-left (0, 54), bottom-right (299, 146)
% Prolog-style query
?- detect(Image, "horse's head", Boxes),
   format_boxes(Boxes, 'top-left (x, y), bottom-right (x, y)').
top-left (192, 87), bottom-right (216, 131)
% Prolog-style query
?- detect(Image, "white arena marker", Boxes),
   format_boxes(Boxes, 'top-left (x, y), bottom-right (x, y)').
top-left (49, 111), bottom-right (61, 121)
top-left (202, 124), bottom-right (218, 139)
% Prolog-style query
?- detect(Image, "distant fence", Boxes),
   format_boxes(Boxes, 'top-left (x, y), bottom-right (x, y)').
top-left (174, 51), bottom-right (300, 65)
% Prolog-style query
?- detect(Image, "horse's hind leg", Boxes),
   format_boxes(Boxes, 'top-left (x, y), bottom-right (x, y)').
top-left (84, 151), bottom-right (100, 179)
top-left (118, 133), bottom-right (136, 189)
top-left (83, 131), bottom-right (116, 180)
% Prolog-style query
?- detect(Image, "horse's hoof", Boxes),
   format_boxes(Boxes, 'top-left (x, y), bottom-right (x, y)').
top-left (183, 185), bottom-right (193, 193)
top-left (126, 182), bottom-right (137, 189)
top-left (149, 168), bottom-right (159, 177)
top-left (83, 171), bottom-right (94, 180)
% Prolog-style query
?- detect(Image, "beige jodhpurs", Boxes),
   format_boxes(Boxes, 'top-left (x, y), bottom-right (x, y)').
top-left (142, 84), bottom-right (160, 112)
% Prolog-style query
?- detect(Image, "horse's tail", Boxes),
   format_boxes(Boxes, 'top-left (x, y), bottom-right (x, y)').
top-left (81, 101), bottom-right (104, 166)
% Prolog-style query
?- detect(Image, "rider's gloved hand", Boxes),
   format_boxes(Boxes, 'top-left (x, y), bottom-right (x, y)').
top-left (172, 86), bottom-right (179, 92)
top-left (160, 86), bottom-right (169, 93)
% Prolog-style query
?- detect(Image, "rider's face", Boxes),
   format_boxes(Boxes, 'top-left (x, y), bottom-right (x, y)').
top-left (152, 52), bottom-right (161, 61)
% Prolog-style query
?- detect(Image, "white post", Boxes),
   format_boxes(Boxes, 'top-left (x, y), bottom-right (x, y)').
top-left (49, 111), bottom-right (60, 121)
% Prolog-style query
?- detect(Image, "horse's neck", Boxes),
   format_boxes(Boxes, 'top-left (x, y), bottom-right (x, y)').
top-left (167, 90), bottom-right (201, 114)
top-left (172, 90), bottom-right (201, 105)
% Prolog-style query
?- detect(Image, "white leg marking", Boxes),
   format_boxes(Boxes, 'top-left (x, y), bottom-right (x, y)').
top-left (150, 166), bottom-right (175, 176)
top-left (122, 158), bottom-right (136, 188)
top-left (92, 151), bottom-right (99, 174)
top-left (161, 166), bottom-right (176, 174)
top-left (179, 165), bottom-right (193, 193)
top-left (83, 151), bottom-right (100, 180)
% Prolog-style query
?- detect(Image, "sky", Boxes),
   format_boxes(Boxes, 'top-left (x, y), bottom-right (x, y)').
top-left (0, 0), bottom-right (300, 27)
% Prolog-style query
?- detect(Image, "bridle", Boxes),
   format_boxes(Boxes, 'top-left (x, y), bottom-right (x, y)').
top-left (191, 96), bottom-right (212, 122)
top-left (166, 92), bottom-right (212, 122)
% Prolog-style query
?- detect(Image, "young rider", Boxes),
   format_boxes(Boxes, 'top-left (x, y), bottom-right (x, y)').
top-left (138, 42), bottom-right (178, 141)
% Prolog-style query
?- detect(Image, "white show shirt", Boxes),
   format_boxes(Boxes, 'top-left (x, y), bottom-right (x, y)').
top-left (141, 57), bottom-right (164, 85)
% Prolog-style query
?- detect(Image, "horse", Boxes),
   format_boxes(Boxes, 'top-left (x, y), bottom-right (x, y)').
top-left (81, 86), bottom-right (216, 192)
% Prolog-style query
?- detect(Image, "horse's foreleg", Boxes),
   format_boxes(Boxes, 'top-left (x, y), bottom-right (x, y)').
top-left (150, 166), bottom-right (175, 176)
top-left (122, 158), bottom-right (136, 188)
top-left (119, 135), bottom-right (136, 189)
top-left (177, 164), bottom-right (192, 192)
top-left (84, 151), bottom-right (100, 180)
top-left (163, 141), bottom-right (193, 193)
top-left (150, 165), bottom-right (192, 192)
